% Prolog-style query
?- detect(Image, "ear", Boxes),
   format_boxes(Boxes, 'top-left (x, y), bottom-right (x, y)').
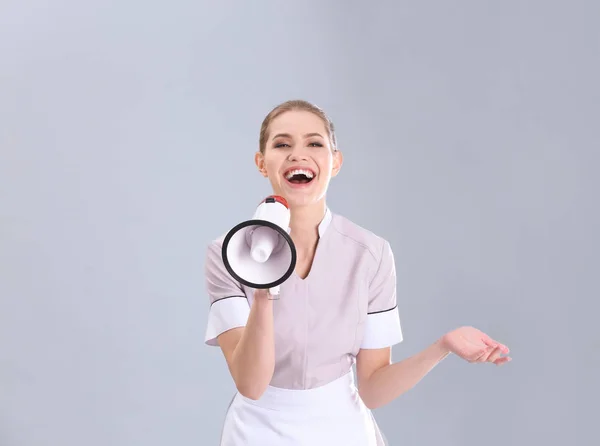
top-left (255, 151), bottom-right (268, 177)
top-left (331, 149), bottom-right (343, 177)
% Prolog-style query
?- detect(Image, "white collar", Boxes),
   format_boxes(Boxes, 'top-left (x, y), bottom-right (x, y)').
top-left (318, 207), bottom-right (332, 237)
top-left (286, 207), bottom-right (332, 237)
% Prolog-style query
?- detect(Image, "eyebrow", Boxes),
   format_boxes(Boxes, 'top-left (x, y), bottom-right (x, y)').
top-left (271, 132), bottom-right (325, 140)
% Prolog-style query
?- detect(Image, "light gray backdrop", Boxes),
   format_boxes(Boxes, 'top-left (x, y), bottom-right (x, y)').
top-left (1, 1), bottom-right (598, 445)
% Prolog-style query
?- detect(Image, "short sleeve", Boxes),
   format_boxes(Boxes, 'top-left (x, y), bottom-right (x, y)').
top-left (360, 239), bottom-right (403, 349)
top-left (204, 239), bottom-right (250, 346)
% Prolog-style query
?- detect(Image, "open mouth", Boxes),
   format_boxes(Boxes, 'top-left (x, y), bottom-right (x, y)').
top-left (284, 168), bottom-right (315, 185)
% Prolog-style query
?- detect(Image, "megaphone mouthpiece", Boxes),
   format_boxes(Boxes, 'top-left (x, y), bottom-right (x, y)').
top-left (250, 226), bottom-right (279, 263)
top-left (221, 195), bottom-right (297, 292)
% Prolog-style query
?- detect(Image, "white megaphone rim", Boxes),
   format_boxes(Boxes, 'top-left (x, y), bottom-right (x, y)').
top-left (221, 219), bottom-right (297, 289)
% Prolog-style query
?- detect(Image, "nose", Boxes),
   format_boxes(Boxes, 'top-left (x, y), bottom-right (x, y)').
top-left (287, 146), bottom-right (309, 161)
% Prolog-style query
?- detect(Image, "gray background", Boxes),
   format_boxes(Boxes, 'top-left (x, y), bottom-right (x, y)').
top-left (1, 1), bottom-right (598, 445)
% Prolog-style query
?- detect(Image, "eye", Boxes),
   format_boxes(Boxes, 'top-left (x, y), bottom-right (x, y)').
top-left (274, 142), bottom-right (290, 148)
top-left (308, 142), bottom-right (323, 147)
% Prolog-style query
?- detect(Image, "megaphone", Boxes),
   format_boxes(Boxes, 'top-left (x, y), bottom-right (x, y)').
top-left (221, 195), bottom-right (297, 297)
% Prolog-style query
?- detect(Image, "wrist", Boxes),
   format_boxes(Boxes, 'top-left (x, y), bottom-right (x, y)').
top-left (253, 291), bottom-right (273, 307)
top-left (434, 336), bottom-right (452, 357)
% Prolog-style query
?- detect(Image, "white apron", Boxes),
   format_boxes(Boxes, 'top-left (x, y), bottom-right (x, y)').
top-left (219, 370), bottom-right (388, 445)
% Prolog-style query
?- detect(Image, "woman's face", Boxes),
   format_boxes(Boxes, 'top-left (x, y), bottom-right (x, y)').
top-left (255, 110), bottom-right (342, 208)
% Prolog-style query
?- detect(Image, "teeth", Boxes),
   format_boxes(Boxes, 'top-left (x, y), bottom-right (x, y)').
top-left (285, 169), bottom-right (314, 179)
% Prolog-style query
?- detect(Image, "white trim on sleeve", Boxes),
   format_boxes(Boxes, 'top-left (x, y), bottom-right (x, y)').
top-left (360, 307), bottom-right (403, 349)
top-left (204, 296), bottom-right (250, 346)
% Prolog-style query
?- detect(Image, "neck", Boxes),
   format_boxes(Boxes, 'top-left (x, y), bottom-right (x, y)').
top-left (288, 200), bottom-right (326, 249)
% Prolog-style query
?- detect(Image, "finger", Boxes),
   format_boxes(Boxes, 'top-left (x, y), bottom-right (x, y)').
top-left (481, 336), bottom-right (510, 354)
top-left (488, 340), bottom-right (509, 354)
top-left (477, 345), bottom-right (496, 362)
top-left (486, 346), bottom-right (503, 363)
top-left (494, 356), bottom-right (512, 366)
top-left (481, 336), bottom-right (498, 348)
top-left (463, 337), bottom-right (489, 352)
top-left (471, 345), bottom-right (493, 362)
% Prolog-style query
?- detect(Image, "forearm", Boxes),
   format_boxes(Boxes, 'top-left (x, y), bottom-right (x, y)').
top-left (359, 339), bottom-right (450, 409)
top-left (231, 297), bottom-right (275, 399)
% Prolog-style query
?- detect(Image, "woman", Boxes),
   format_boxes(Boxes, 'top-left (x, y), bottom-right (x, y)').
top-left (204, 100), bottom-right (511, 445)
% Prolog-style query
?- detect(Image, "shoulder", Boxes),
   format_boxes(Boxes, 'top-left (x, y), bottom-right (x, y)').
top-left (329, 212), bottom-right (391, 263)
top-left (206, 231), bottom-right (228, 253)
top-left (204, 232), bottom-right (229, 267)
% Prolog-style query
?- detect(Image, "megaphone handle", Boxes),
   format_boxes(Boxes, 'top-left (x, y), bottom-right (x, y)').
top-left (268, 285), bottom-right (280, 300)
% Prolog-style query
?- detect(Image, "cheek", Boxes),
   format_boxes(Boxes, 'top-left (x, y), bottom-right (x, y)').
top-left (316, 155), bottom-right (334, 174)
top-left (265, 160), bottom-right (281, 179)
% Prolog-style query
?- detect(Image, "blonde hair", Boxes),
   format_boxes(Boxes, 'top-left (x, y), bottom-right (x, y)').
top-left (259, 100), bottom-right (338, 154)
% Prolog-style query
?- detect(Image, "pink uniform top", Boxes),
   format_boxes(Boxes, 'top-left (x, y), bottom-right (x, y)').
top-left (204, 208), bottom-right (403, 390)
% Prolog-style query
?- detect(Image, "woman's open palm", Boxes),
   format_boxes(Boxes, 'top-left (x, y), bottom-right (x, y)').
top-left (442, 326), bottom-right (511, 366)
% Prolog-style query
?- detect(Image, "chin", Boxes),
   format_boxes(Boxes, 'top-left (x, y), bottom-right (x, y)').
top-left (285, 196), bottom-right (314, 208)
top-left (270, 179), bottom-right (327, 209)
